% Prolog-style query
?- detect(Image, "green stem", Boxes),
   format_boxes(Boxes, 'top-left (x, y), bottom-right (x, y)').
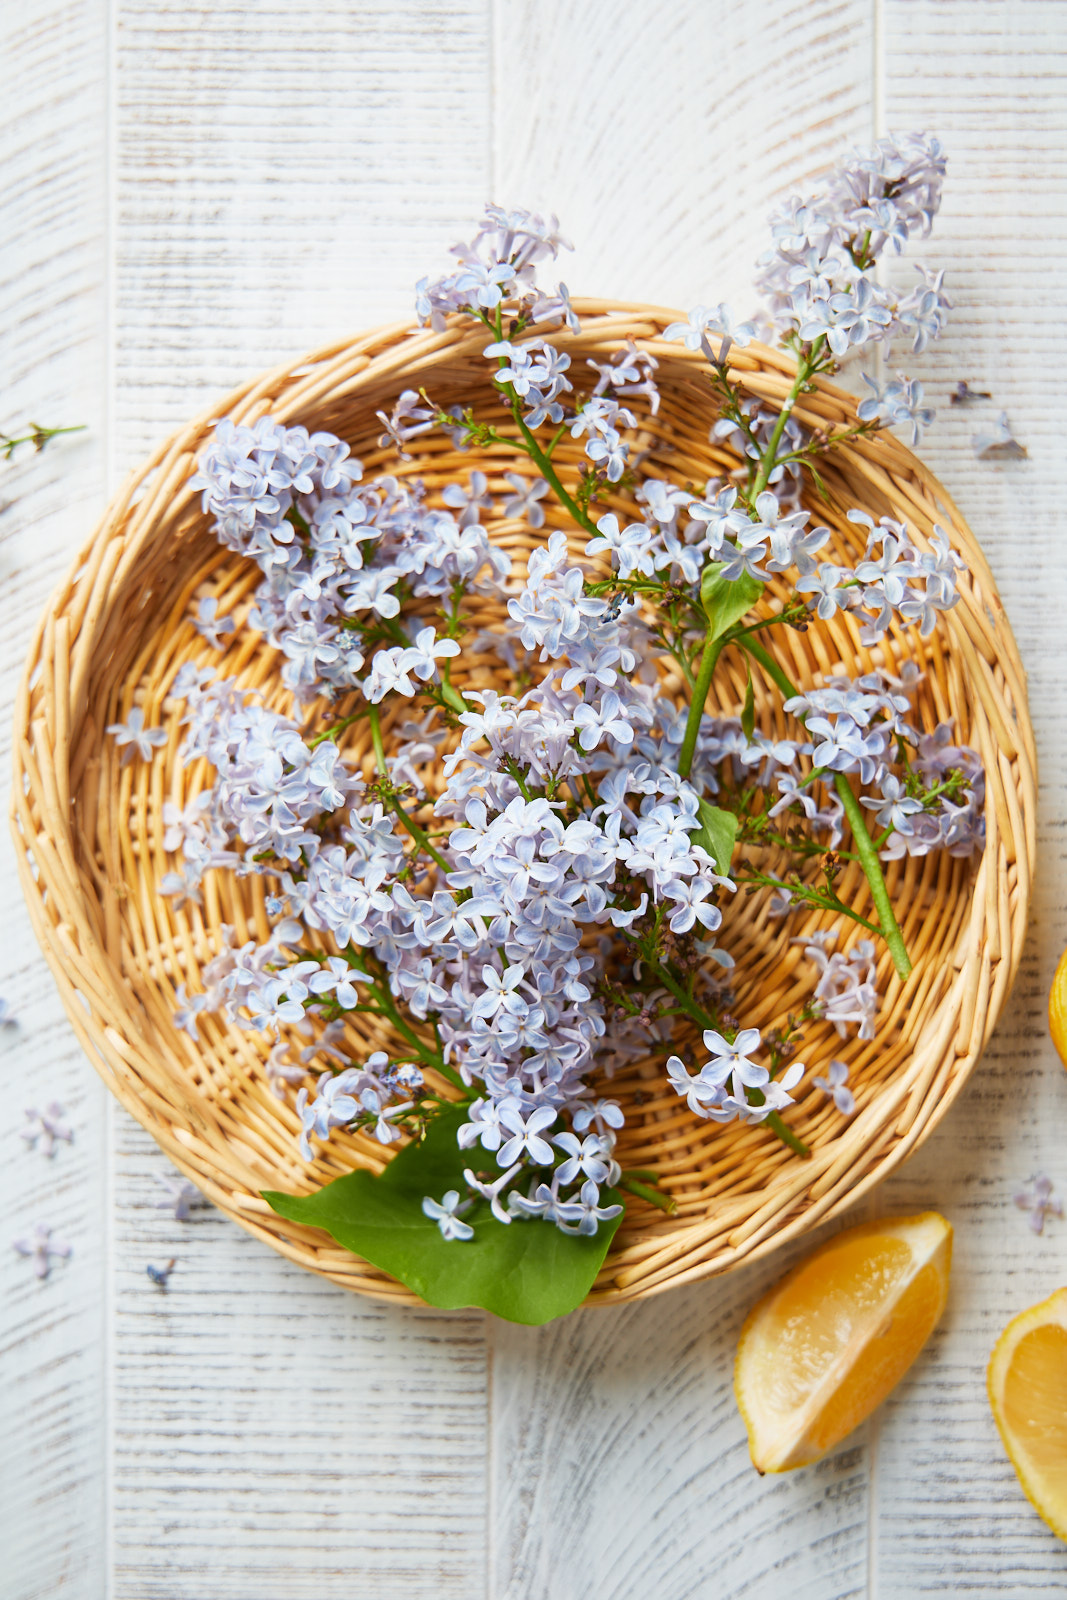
top-left (677, 626), bottom-right (724, 780)
top-left (307, 706), bottom-right (369, 749)
top-left (367, 704), bottom-right (452, 875)
top-left (618, 1176), bottom-right (677, 1215)
top-left (736, 635), bottom-right (913, 980)
top-left (635, 942), bottom-right (810, 1158)
top-left (360, 968), bottom-right (467, 1094)
top-left (483, 307), bottom-right (600, 537)
top-left (509, 394), bottom-right (598, 535)
top-left (748, 342), bottom-right (821, 501)
top-left (832, 776), bottom-right (912, 978)
top-left (1, 422), bottom-right (86, 460)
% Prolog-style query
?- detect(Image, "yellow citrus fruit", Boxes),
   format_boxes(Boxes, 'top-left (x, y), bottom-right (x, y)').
top-left (735, 1211), bottom-right (952, 1472)
top-left (1049, 947), bottom-right (1067, 1068)
top-left (988, 1289), bottom-right (1067, 1541)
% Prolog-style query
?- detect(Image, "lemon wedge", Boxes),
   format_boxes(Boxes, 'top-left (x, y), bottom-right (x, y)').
top-left (988, 1289), bottom-right (1067, 1540)
top-left (1049, 947), bottom-right (1067, 1068)
top-left (735, 1211), bottom-right (952, 1472)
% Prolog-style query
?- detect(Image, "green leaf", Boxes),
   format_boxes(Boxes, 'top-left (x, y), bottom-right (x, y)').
top-left (740, 667), bottom-right (755, 743)
top-left (700, 561), bottom-right (763, 642)
top-left (691, 796), bottom-right (739, 875)
top-left (262, 1107), bottom-right (623, 1325)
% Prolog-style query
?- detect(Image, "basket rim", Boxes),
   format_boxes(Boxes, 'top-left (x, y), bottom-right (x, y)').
top-left (10, 299), bottom-right (1037, 1310)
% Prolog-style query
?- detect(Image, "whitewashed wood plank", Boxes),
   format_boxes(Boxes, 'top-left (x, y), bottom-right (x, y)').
top-left (110, 3), bottom-right (495, 1594)
top-left (875, 4), bottom-right (1067, 1591)
top-left (490, 1248), bottom-right (871, 1600)
top-left (488, 5), bottom-right (879, 1596)
top-left (115, 0), bottom-right (495, 466)
top-left (111, 1115), bottom-right (488, 1600)
top-left (0, 5), bottom-right (110, 1599)
top-left (491, 0), bottom-right (877, 312)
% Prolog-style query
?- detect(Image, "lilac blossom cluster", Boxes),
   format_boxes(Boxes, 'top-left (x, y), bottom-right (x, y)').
top-left (135, 145), bottom-right (986, 1246)
top-left (665, 132), bottom-right (951, 484)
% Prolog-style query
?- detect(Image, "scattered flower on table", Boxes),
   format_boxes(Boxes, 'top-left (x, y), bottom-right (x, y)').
top-left (21, 1102), bottom-right (73, 1157)
top-left (146, 1258), bottom-right (177, 1289)
top-left (106, 706), bottom-right (168, 764)
top-left (156, 1174), bottom-right (209, 1221)
top-left (13, 1223), bottom-right (71, 1279)
top-left (812, 1059), bottom-right (856, 1116)
top-left (972, 412), bottom-right (1028, 460)
top-left (949, 380), bottom-right (992, 406)
top-left (0, 998), bottom-right (16, 1028)
top-left (1014, 1174), bottom-right (1063, 1235)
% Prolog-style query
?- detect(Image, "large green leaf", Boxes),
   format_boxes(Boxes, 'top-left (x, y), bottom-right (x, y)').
top-left (263, 1106), bottom-right (623, 1325)
top-left (700, 561), bottom-right (763, 642)
top-left (691, 796), bottom-right (739, 876)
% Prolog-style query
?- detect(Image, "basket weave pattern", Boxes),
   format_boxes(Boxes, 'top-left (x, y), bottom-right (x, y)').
top-left (12, 302), bottom-right (1036, 1306)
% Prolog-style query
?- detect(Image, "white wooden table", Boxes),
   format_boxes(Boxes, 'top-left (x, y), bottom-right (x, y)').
top-left (3, 3), bottom-right (1067, 1594)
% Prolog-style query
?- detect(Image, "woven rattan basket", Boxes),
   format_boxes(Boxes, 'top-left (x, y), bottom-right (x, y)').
top-left (12, 301), bottom-right (1036, 1308)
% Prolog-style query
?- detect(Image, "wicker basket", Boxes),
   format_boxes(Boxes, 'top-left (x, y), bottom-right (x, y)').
top-left (11, 301), bottom-right (1036, 1307)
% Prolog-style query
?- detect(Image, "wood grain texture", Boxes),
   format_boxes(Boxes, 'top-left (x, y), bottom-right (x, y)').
top-left (114, 0), bottom-right (494, 465)
top-left (111, 1117), bottom-right (488, 1600)
top-left (489, 1251), bottom-right (871, 1600)
top-left (0, 6), bottom-right (110, 1599)
top-left (491, 0), bottom-right (874, 310)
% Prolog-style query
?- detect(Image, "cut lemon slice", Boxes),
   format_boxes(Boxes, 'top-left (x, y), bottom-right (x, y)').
top-left (1048, 946), bottom-right (1067, 1068)
top-left (988, 1289), bottom-right (1067, 1541)
top-left (735, 1211), bottom-right (952, 1472)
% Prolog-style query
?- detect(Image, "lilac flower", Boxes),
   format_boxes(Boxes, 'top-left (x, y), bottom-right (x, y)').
top-left (146, 1259), bottom-right (177, 1289)
top-left (812, 1059), bottom-right (856, 1115)
top-left (442, 472), bottom-right (493, 527)
top-left (571, 1098), bottom-right (625, 1136)
top-left (552, 1132), bottom-right (614, 1186)
top-left (191, 596), bottom-right (236, 649)
top-left (502, 473), bottom-right (550, 528)
top-left (107, 707), bottom-right (168, 765)
top-left (497, 1104), bottom-right (557, 1167)
top-left (687, 485), bottom-right (752, 557)
top-left (585, 514), bottom-right (658, 579)
top-left (1014, 1174), bottom-right (1063, 1235)
top-left (463, 1161), bottom-right (523, 1224)
top-left (509, 1172), bottom-right (573, 1225)
top-left (172, 985), bottom-right (209, 1039)
top-left (797, 562), bottom-right (854, 620)
top-left (156, 1174), bottom-right (209, 1220)
top-left (555, 1178), bottom-right (623, 1237)
top-left (13, 1223), bottom-right (71, 1280)
top-left (972, 412), bottom-right (1028, 461)
top-left (422, 1190), bottom-right (475, 1241)
top-left (857, 374), bottom-right (935, 446)
top-left (664, 303), bottom-right (756, 351)
top-left (21, 1103), bottom-right (73, 1158)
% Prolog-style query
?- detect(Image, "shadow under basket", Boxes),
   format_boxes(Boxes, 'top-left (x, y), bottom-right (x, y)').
top-left (12, 300), bottom-right (1036, 1308)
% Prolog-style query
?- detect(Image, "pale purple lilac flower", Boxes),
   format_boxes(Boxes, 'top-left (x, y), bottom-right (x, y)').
top-left (13, 1223), bottom-right (71, 1280)
top-left (156, 1174), bottom-right (209, 1220)
top-left (1014, 1174), bottom-right (1063, 1235)
top-left (107, 707), bottom-right (167, 765)
top-left (812, 1059), bottom-right (856, 1115)
top-left (422, 1190), bottom-right (474, 1241)
top-left (21, 1103), bottom-right (73, 1158)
